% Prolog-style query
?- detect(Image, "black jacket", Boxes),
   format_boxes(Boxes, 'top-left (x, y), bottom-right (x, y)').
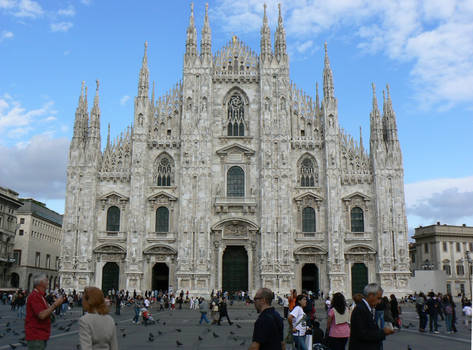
top-left (349, 301), bottom-right (385, 350)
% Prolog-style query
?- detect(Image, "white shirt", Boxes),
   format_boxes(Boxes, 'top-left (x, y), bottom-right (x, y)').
top-left (144, 299), bottom-right (150, 308)
top-left (283, 297), bottom-right (289, 307)
top-left (290, 305), bottom-right (306, 336)
top-left (362, 298), bottom-right (374, 318)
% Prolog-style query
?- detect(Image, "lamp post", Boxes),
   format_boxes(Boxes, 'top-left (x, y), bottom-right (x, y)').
top-left (463, 251), bottom-right (473, 299)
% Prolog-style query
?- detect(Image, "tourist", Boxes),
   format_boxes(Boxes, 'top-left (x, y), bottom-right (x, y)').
top-left (25, 274), bottom-right (65, 350)
top-left (326, 292), bottom-right (350, 350)
top-left (283, 294), bottom-right (289, 319)
top-left (79, 287), bottom-right (118, 350)
top-left (16, 290), bottom-right (26, 319)
top-left (382, 296), bottom-right (394, 329)
top-left (441, 295), bottom-right (454, 333)
top-left (171, 294), bottom-right (176, 310)
top-left (374, 295), bottom-right (385, 329)
top-left (389, 294), bottom-right (400, 329)
top-left (211, 298), bottom-right (219, 324)
top-left (198, 297), bottom-right (210, 325)
top-left (144, 296), bottom-right (150, 309)
top-left (348, 283), bottom-right (394, 350)
top-left (189, 296), bottom-right (195, 310)
top-left (288, 289), bottom-right (297, 311)
top-left (132, 296), bottom-right (143, 324)
top-left (415, 292), bottom-right (427, 332)
top-left (446, 293), bottom-right (458, 332)
top-left (218, 297), bottom-right (233, 325)
top-left (288, 295), bottom-right (308, 350)
top-left (249, 287), bottom-right (285, 350)
top-left (426, 291), bottom-right (440, 333)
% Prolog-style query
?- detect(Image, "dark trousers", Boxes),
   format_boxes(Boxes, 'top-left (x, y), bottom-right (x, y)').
top-left (418, 311), bottom-right (427, 330)
top-left (218, 313), bottom-right (232, 325)
top-left (429, 313), bottom-right (438, 331)
top-left (284, 307), bottom-right (289, 319)
top-left (328, 337), bottom-right (348, 350)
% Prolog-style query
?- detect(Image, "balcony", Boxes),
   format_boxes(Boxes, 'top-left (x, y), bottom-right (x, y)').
top-left (344, 232), bottom-right (371, 242)
top-left (295, 232), bottom-right (325, 242)
top-left (146, 231), bottom-right (176, 243)
top-left (214, 196), bottom-right (257, 213)
top-left (97, 231), bottom-right (127, 243)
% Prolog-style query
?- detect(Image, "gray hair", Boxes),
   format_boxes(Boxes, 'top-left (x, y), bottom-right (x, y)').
top-left (363, 283), bottom-right (383, 297)
top-left (32, 274), bottom-right (48, 288)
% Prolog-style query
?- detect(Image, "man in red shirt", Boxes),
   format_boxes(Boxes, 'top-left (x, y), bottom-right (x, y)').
top-left (25, 274), bottom-right (64, 349)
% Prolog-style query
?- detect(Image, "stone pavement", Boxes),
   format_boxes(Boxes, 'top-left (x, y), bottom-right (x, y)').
top-left (0, 301), bottom-right (470, 349)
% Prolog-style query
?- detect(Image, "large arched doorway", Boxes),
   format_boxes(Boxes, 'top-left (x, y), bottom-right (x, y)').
top-left (351, 263), bottom-right (368, 295)
top-left (223, 246), bottom-right (248, 292)
top-left (152, 263), bottom-right (169, 291)
top-left (102, 262), bottom-right (119, 293)
top-left (301, 264), bottom-right (319, 293)
top-left (10, 273), bottom-right (19, 288)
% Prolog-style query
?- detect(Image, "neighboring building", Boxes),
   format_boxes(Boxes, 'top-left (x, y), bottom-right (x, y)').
top-left (0, 186), bottom-right (23, 287)
top-left (10, 199), bottom-right (63, 291)
top-left (413, 222), bottom-right (473, 297)
top-left (60, 4), bottom-right (411, 297)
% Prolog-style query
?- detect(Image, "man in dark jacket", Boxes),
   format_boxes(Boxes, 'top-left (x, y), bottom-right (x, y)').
top-left (217, 297), bottom-right (233, 325)
top-left (426, 292), bottom-right (440, 333)
top-left (349, 283), bottom-right (394, 350)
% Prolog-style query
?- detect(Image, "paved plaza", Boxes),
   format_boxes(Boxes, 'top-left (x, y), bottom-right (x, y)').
top-left (0, 301), bottom-right (470, 350)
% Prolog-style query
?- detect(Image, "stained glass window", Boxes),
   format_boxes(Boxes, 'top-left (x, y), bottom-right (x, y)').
top-left (227, 166), bottom-right (244, 197)
top-left (156, 207), bottom-right (169, 233)
top-left (351, 207), bottom-right (364, 232)
top-left (302, 207), bottom-right (316, 232)
top-left (106, 206), bottom-right (120, 232)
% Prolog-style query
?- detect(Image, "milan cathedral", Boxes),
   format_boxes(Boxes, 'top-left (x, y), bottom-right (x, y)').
top-left (59, 4), bottom-right (411, 297)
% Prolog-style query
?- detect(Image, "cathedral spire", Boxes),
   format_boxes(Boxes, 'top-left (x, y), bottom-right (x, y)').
top-left (359, 126), bottom-right (364, 154)
top-left (89, 80), bottom-right (101, 140)
top-left (185, 2), bottom-right (198, 60)
top-left (82, 85), bottom-right (89, 140)
top-left (315, 81), bottom-right (320, 116)
top-left (323, 42), bottom-right (335, 102)
top-left (151, 80), bottom-right (155, 105)
top-left (274, 3), bottom-right (287, 62)
top-left (106, 123), bottom-right (111, 149)
top-left (369, 83), bottom-right (383, 147)
top-left (72, 81), bottom-right (85, 144)
top-left (200, 3), bottom-right (212, 59)
top-left (383, 83), bottom-right (398, 143)
top-left (260, 3), bottom-right (272, 62)
top-left (138, 41), bottom-right (149, 99)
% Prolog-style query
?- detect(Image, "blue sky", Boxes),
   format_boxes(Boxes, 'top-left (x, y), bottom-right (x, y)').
top-left (1, 0), bottom-right (472, 234)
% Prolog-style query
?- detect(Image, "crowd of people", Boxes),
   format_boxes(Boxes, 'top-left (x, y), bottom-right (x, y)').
top-left (3, 273), bottom-right (471, 350)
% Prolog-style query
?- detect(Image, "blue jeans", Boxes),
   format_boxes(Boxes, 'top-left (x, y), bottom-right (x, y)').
top-left (17, 305), bottom-right (25, 318)
top-left (293, 335), bottom-right (308, 350)
top-left (133, 307), bottom-right (140, 323)
top-left (445, 313), bottom-right (453, 332)
top-left (199, 312), bottom-right (210, 324)
top-left (375, 310), bottom-right (385, 329)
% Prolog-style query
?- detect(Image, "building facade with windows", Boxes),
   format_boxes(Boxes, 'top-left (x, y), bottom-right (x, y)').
top-left (0, 186), bottom-right (23, 288)
top-left (59, 4), bottom-right (411, 297)
top-left (10, 199), bottom-right (63, 291)
top-left (413, 223), bottom-right (473, 297)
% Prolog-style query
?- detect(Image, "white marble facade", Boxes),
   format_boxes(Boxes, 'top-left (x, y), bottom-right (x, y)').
top-left (59, 4), bottom-right (411, 297)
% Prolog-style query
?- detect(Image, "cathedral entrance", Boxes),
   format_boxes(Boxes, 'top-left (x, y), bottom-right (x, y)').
top-left (301, 264), bottom-right (319, 293)
top-left (223, 246), bottom-right (248, 292)
top-left (102, 262), bottom-right (119, 293)
top-left (351, 263), bottom-right (368, 295)
top-left (152, 263), bottom-right (169, 292)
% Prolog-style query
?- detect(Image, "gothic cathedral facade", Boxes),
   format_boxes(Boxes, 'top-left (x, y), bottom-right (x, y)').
top-left (59, 4), bottom-right (411, 297)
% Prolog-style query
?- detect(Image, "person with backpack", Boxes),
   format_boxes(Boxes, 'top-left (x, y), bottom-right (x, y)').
top-left (442, 295), bottom-right (454, 334)
top-left (415, 292), bottom-right (427, 332)
top-left (426, 292), bottom-right (440, 333)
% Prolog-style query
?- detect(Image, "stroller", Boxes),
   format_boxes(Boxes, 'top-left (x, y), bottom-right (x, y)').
top-left (142, 308), bottom-right (155, 325)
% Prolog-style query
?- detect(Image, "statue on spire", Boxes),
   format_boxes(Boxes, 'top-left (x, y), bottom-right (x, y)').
top-left (200, 2), bottom-right (212, 59)
top-left (185, 2), bottom-right (198, 59)
top-left (274, 3), bottom-right (287, 62)
top-left (260, 3), bottom-right (272, 61)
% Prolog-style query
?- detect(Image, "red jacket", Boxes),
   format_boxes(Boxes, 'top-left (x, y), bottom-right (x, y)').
top-left (25, 289), bottom-right (51, 341)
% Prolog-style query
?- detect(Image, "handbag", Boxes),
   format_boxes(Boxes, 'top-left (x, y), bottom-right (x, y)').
top-left (285, 314), bottom-right (305, 344)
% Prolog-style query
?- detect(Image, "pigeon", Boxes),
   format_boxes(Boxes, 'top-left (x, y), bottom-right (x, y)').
top-left (230, 331), bottom-right (235, 335)
top-left (408, 346), bottom-right (412, 350)
top-left (148, 335), bottom-right (154, 342)
top-left (207, 328), bottom-right (211, 333)
top-left (176, 328), bottom-right (182, 332)
top-left (162, 321), bottom-right (166, 326)
top-left (6, 328), bottom-right (11, 333)
top-left (120, 328), bottom-right (126, 332)
top-left (122, 333), bottom-right (126, 338)
top-left (240, 341), bottom-right (245, 346)
top-left (19, 341), bottom-right (27, 347)
top-left (212, 332), bottom-right (219, 338)
top-left (236, 324), bottom-right (242, 328)
top-left (8, 344), bottom-right (16, 349)
top-left (198, 336), bottom-right (203, 341)
top-left (65, 327), bottom-right (71, 332)
top-left (176, 340), bottom-right (183, 346)
top-left (6, 322), bottom-right (10, 327)
top-left (58, 326), bottom-right (65, 331)
top-left (158, 330), bottom-right (163, 336)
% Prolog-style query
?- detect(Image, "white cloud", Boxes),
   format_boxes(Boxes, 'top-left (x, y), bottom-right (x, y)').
top-left (212, 0), bottom-right (473, 109)
top-left (0, 134), bottom-right (69, 200)
top-left (0, 30), bottom-right (13, 42)
top-left (405, 175), bottom-right (473, 227)
top-left (50, 21), bottom-right (73, 32)
top-left (13, 0), bottom-right (43, 18)
top-left (120, 95), bottom-right (130, 106)
top-left (0, 94), bottom-right (57, 143)
top-left (57, 4), bottom-right (75, 17)
top-left (80, 0), bottom-right (92, 5)
top-left (0, 0), bottom-right (16, 10)
top-left (296, 40), bottom-right (314, 54)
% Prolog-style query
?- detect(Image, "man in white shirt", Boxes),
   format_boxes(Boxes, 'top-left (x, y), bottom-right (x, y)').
top-left (144, 297), bottom-right (150, 309)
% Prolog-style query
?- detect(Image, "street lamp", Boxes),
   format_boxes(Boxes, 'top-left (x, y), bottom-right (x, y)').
top-left (462, 251), bottom-right (473, 299)
top-left (421, 259), bottom-right (434, 270)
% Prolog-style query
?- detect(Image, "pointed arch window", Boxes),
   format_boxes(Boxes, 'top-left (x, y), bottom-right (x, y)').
top-left (154, 154), bottom-right (174, 186)
top-left (302, 207), bottom-right (316, 233)
top-left (227, 94), bottom-right (245, 136)
top-left (300, 157), bottom-right (317, 187)
top-left (227, 166), bottom-right (244, 197)
top-left (106, 206), bottom-right (120, 232)
top-left (156, 207), bottom-right (169, 233)
top-left (351, 207), bottom-right (364, 232)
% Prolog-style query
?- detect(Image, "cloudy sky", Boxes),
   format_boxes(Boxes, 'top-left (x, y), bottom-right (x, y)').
top-left (1, 0), bottom-right (472, 236)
